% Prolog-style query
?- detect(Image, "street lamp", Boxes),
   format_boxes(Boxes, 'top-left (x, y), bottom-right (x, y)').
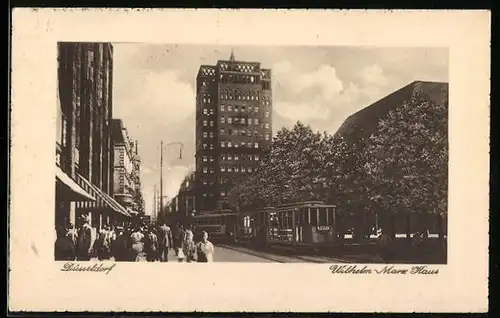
top-left (160, 141), bottom-right (184, 217)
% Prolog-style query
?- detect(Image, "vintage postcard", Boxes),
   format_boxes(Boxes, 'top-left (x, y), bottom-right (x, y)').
top-left (9, 9), bottom-right (490, 312)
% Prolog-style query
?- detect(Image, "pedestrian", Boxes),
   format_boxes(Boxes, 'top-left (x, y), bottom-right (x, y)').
top-left (196, 230), bottom-right (215, 263)
top-left (182, 229), bottom-right (196, 263)
top-left (158, 221), bottom-right (173, 262)
top-left (130, 226), bottom-right (145, 262)
top-left (94, 227), bottom-right (106, 261)
top-left (54, 225), bottom-right (74, 261)
top-left (173, 223), bottom-right (184, 256)
top-left (66, 221), bottom-right (78, 259)
top-left (112, 227), bottom-right (128, 262)
top-left (145, 226), bottom-right (159, 262)
top-left (76, 215), bottom-right (92, 261)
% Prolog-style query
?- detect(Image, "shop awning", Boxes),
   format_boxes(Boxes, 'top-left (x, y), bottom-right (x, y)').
top-left (55, 166), bottom-right (96, 201)
top-left (75, 173), bottom-right (131, 218)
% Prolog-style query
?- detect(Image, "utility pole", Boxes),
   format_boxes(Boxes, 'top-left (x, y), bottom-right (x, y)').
top-left (153, 184), bottom-right (157, 220)
top-left (160, 140), bottom-right (163, 218)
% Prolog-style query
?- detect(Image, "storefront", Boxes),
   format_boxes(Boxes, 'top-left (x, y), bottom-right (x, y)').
top-left (55, 166), bottom-right (96, 229)
top-left (75, 173), bottom-right (131, 234)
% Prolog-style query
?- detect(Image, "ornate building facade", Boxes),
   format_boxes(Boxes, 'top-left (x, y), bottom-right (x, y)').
top-left (111, 119), bottom-right (144, 216)
top-left (195, 51), bottom-right (273, 213)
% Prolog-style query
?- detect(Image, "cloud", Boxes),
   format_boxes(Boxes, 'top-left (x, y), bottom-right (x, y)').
top-left (274, 101), bottom-right (330, 121)
top-left (272, 61), bottom-right (346, 122)
top-left (360, 64), bottom-right (389, 87)
top-left (113, 69), bottom-right (195, 125)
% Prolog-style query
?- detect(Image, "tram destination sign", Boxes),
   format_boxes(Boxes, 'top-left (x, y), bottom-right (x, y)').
top-left (316, 225), bottom-right (331, 231)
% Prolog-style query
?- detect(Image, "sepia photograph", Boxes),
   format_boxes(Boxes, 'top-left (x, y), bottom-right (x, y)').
top-left (10, 9), bottom-right (490, 313)
top-left (55, 43), bottom-right (449, 264)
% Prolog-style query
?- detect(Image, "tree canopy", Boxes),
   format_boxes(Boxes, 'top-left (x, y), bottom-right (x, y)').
top-left (228, 89), bottom-right (448, 221)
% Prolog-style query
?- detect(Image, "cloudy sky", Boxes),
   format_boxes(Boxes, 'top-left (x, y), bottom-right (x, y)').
top-left (111, 44), bottom-right (448, 215)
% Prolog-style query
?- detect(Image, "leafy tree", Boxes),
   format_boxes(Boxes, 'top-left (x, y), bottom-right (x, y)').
top-left (363, 90), bottom-right (448, 236)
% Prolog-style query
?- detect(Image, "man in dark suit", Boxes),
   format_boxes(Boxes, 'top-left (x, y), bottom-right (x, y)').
top-left (158, 222), bottom-right (173, 262)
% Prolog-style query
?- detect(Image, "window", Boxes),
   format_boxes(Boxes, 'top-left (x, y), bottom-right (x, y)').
top-left (209, 132), bottom-right (214, 138)
top-left (241, 129), bottom-right (246, 136)
top-left (221, 165), bottom-right (226, 172)
top-left (227, 141), bottom-right (232, 148)
top-left (203, 144), bottom-right (208, 150)
top-left (265, 123), bottom-right (270, 129)
top-left (265, 134), bottom-right (270, 141)
top-left (228, 105), bottom-right (233, 112)
top-left (228, 117), bottom-right (233, 124)
top-left (209, 121), bottom-right (214, 127)
top-left (210, 144), bottom-right (214, 150)
top-left (247, 142), bottom-right (252, 148)
top-left (203, 108), bottom-right (208, 115)
top-left (203, 120), bottom-right (208, 127)
top-left (248, 167), bottom-right (253, 172)
top-left (227, 166), bottom-right (233, 172)
top-left (265, 112), bottom-right (270, 118)
top-left (203, 156), bottom-right (208, 162)
top-left (241, 106), bottom-right (246, 113)
top-left (210, 168), bottom-right (214, 174)
top-left (254, 107), bottom-right (259, 112)
top-left (234, 143), bottom-right (239, 148)
top-left (248, 106), bottom-right (253, 112)
top-left (234, 154), bottom-right (239, 160)
top-left (220, 105), bottom-right (225, 112)
top-left (220, 128), bottom-right (225, 135)
top-left (203, 132), bottom-right (208, 138)
top-left (228, 154), bottom-right (233, 160)
top-left (241, 166), bottom-right (246, 172)
top-left (255, 155), bottom-right (260, 161)
top-left (241, 118), bottom-right (246, 125)
top-left (221, 141), bottom-right (225, 148)
top-left (203, 193), bottom-right (207, 197)
top-left (210, 109), bottom-right (215, 115)
top-left (234, 117), bottom-right (239, 123)
top-left (247, 131), bottom-right (252, 137)
top-left (210, 156), bottom-right (214, 162)
top-left (221, 117), bottom-right (225, 124)
top-left (254, 118), bottom-right (259, 125)
top-left (234, 166), bottom-right (240, 172)
top-left (235, 106), bottom-right (239, 112)
top-left (203, 180), bottom-right (208, 185)
top-left (221, 191), bottom-right (226, 197)
top-left (203, 167), bottom-right (208, 173)
top-left (250, 76), bottom-right (254, 83)
top-left (254, 142), bottom-right (259, 148)
top-left (240, 141), bottom-right (246, 147)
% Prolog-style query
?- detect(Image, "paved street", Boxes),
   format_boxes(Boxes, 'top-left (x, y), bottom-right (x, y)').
top-left (92, 245), bottom-right (276, 262)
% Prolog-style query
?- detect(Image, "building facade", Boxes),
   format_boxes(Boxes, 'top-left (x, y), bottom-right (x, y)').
top-left (111, 119), bottom-right (144, 216)
top-left (195, 51), bottom-right (273, 213)
top-left (167, 171), bottom-right (196, 225)
top-left (55, 42), bottom-right (130, 236)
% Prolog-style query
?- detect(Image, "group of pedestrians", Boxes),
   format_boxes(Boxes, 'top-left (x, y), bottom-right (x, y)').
top-left (55, 215), bottom-right (215, 263)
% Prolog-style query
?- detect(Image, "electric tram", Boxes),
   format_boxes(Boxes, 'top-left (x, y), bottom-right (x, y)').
top-left (235, 201), bottom-right (341, 250)
top-left (192, 210), bottom-right (237, 243)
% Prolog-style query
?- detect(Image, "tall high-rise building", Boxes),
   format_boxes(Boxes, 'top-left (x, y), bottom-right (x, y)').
top-left (195, 51), bottom-right (273, 213)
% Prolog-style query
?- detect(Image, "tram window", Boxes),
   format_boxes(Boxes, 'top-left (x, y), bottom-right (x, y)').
top-left (310, 208), bottom-right (318, 226)
top-left (319, 207), bottom-right (327, 225)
